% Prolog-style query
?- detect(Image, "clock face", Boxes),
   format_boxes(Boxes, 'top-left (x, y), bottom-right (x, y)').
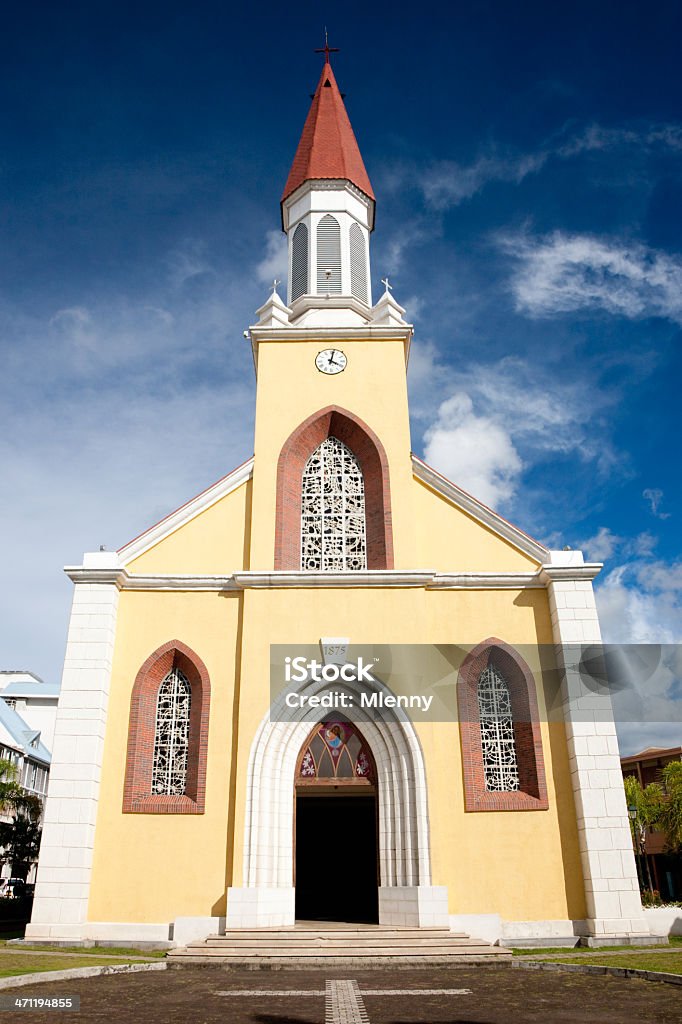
top-left (315, 349), bottom-right (347, 375)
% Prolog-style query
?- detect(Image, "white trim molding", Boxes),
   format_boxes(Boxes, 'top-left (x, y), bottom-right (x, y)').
top-left (412, 456), bottom-right (549, 564)
top-left (233, 570), bottom-right (436, 589)
top-left (429, 573), bottom-right (543, 590)
top-left (61, 567), bottom-right (601, 592)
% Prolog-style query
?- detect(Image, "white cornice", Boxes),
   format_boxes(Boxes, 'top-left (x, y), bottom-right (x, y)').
top-left (62, 567), bottom-right (573, 591)
top-left (249, 324), bottom-right (413, 343)
top-left (116, 458), bottom-right (254, 565)
top-left (429, 572), bottom-right (543, 589)
top-left (249, 322), bottom-right (413, 372)
top-left (412, 456), bottom-right (549, 565)
top-left (282, 179), bottom-right (375, 231)
top-left (539, 564), bottom-right (603, 584)
top-left (232, 570), bottom-right (436, 588)
top-left (289, 294), bottom-right (372, 320)
top-left (64, 568), bottom-right (242, 591)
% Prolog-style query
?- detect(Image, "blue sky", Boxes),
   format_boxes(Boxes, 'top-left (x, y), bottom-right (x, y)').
top-left (1, 0), bottom-right (680, 752)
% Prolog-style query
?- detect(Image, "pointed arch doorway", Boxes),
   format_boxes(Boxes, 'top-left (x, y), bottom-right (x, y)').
top-left (294, 721), bottom-right (378, 923)
top-left (227, 672), bottom-right (450, 930)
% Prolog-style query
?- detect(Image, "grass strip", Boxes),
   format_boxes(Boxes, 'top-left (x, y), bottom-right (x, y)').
top-left (513, 938), bottom-right (680, 956)
top-left (0, 942), bottom-right (165, 959)
top-left (537, 952), bottom-right (682, 975)
top-left (0, 954), bottom-right (155, 979)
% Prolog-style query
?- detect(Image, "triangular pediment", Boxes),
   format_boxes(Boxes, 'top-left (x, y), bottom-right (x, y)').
top-left (412, 455), bottom-right (548, 566)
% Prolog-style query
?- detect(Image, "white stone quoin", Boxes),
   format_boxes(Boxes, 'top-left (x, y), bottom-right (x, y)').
top-left (542, 550), bottom-right (649, 943)
top-left (26, 551), bottom-right (121, 941)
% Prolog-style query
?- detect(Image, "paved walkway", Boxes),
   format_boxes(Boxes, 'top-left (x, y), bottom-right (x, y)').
top-left (4, 965), bottom-right (682, 1023)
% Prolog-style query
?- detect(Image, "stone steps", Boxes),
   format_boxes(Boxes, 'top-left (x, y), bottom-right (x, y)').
top-left (168, 926), bottom-right (511, 964)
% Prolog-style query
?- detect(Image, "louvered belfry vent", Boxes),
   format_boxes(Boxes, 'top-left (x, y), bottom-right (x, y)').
top-left (291, 223), bottom-right (308, 301)
top-left (316, 215), bottom-right (342, 293)
top-left (350, 223), bottom-right (368, 302)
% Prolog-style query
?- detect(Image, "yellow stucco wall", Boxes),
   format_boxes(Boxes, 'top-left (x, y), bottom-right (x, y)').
top-left (89, 583), bottom-right (585, 925)
top-left (413, 478), bottom-right (539, 571)
top-left (88, 590), bottom-right (243, 922)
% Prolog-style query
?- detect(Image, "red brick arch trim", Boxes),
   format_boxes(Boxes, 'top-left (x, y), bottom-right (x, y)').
top-left (123, 640), bottom-right (210, 814)
top-left (457, 638), bottom-right (548, 812)
top-left (274, 405), bottom-right (394, 570)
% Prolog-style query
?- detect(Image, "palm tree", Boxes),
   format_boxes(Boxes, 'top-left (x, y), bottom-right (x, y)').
top-left (0, 759), bottom-right (43, 882)
top-left (658, 761), bottom-right (682, 854)
top-left (623, 774), bottom-right (664, 895)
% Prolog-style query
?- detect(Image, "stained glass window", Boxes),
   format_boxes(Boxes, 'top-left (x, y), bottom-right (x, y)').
top-left (151, 667), bottom-right (191, 796)
top-left (478, 665), bottom-right (520, 792)
top-left (298, 722), bottom-right (374, 781)
top-left (301, 436), bottom-right (366, 571)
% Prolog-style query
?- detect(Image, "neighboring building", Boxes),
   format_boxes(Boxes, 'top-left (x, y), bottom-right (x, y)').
top-left (0, 676), bottom-right (53, 883)
top-left (0, 672), bottom-right (60, 755)
top-left (621, 746), bottom-right (682, 901)
top-left (28, 55), bottom-right (648, 948)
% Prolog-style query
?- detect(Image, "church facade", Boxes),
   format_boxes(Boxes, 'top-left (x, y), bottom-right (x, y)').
top-left (28, 58), bottom-right (649, 948)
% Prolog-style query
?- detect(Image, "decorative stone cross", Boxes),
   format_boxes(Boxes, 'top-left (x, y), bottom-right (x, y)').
top-left (381, 277), bottom-right (393, 293)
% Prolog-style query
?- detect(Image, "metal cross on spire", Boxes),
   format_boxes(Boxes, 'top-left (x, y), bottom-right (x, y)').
top-left (315, 27), bottom-right (339, 65)
top-left (271, 278), bottom-right (281, 294)
top-left (381, 277), bottom-right (393, 294)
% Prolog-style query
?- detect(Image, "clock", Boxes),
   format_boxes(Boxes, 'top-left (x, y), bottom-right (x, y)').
top-left (315, 349), bottom-right (347, 375)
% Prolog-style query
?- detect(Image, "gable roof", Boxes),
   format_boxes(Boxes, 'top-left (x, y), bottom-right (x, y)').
top-left (412, 454), bottom-right (549, 564)
top-left (282, 61), bottom-right (374, 204)
top-left (0, 701), bottom-right (51, 764)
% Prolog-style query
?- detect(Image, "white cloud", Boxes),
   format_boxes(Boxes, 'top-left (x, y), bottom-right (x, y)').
top-left (166, 239), bottom-right (215, 288)
top-left (580, 528), bottom-right (657, 563)
top-left (0, 234), bottom-right (272, 684)
top-left (376, 217), bottom-right (436, 273)
top-left (596, 560), bottom-right (682, 644)
top-left (423, 393), bottom-right (522, 508)
top-left (580, 526), bottom-right (622, 561)
top-left (416, 122), bottom-right (682, 210)
top-left (420, 151), bottom-right (546, 210)
top-left (502, 232), bottom-right (682, 325)
top-left (643, 487), bottom-right (671, 520)
top-left (595, 559), bottom-right (682, 748)
top-left (418, 353), bottom-right (616, 509)
top-left (256, 230), bottom-right (288, 287)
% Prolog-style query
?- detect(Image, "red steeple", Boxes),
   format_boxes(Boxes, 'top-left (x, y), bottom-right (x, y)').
top-left (282, 60), bottom-right (375, 204)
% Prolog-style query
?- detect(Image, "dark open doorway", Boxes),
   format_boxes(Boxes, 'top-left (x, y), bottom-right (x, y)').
top-left (295, 794), bottom-right (379, 923)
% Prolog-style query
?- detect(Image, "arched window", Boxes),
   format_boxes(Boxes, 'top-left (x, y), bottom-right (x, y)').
top-left (291, 223), bottom-right (308, 301)
top-left (123, 641), bottom-right (210, 814)
top-left (316, 214), bottom-right (342, 293)
top-left (274, 406), bottom-right (393, 571)
top-left (350, 223), bottom-right (368, 302)
top-left (297, 721), bottom-right (375, 784)
top-left (152, 667), bottom-right (191, 796)
top-left (301, 436), bottom-right (367, 570)
top-left (457, 639), bottom-right (548, 812)
top-left (477, 665), bottom-right (520, 792)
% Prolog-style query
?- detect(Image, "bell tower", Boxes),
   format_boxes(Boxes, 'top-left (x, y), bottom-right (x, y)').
top-left (247, 50), bottom-right (416, 570)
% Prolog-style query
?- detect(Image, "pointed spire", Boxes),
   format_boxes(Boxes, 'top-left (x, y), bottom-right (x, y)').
top-left (282, 60), bottom-right (375, 204)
